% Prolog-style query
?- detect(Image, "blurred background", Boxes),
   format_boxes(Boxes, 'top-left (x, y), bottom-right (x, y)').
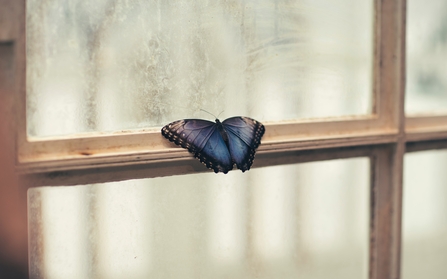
top-left (0, 43), bottom-right (28, 278)
top-left (0, 0), bottom-right (446, 278)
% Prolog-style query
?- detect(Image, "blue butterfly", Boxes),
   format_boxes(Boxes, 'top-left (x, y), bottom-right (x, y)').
top-left (161, 116), bottom-right (265, 174)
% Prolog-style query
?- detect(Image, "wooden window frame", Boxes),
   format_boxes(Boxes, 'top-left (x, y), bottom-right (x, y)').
top-left (15, 0), bottom-right (403, 177)
top-left (1, 0), bottom-right (447, 278)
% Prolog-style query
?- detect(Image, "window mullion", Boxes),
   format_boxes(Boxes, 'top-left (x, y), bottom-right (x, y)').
top-left (370, 0), bottom-right (406, 278)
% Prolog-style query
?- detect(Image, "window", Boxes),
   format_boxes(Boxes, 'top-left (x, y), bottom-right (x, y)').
top-left (402, 150), bottom-right (447, 279)
top-left (0, 0), bottom-right (446, 278)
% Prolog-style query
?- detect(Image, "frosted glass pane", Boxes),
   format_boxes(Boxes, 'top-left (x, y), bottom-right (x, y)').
top-left (27, 0), bottom-right (373, 138)
top-left (402, 150), bottom-right (447, 279)
top-left (28, 158), bottom-right (370, 279)
top-left (406, 0), bottom-right (447, 115)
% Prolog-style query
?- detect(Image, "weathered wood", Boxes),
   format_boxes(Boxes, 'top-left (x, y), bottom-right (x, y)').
top-left (406, 116), bottom-right (447, 142)
top-left (18, 130), bottom-right (399, 174)
top-left (21, 145), bottom-right (376, 187)
top-left (406, 139), bottom-right (447, 153)
top-left (369, 0), bottom-right (406, 279)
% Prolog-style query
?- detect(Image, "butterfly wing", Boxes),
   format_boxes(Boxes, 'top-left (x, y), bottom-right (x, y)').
top-left (161, 119), bottom-right (233, 173)
top-left (222, 117), bottom-right (265, 172)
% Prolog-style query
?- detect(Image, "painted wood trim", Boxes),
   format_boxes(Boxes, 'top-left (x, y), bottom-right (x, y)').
top-left (406, 139), bottom-right (447, 153)
top-left (17, 130), bottom-right (398, 174)
top-left (22, 146), bottom-right (376, 187)
top-left (370, 1), bottom-right (406, 279)
top-left (406, 115), bottom-right (447, 142)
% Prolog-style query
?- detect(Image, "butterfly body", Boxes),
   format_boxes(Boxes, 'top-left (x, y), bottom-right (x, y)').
top-left (161, 116), bottom-right (265, 174)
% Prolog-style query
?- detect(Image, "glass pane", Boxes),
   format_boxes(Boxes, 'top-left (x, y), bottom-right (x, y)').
top-left (402, 150), bottom-right (447, 279)
top-left (406, 0), bottom-right (447, 115)
top-left (29, 158), bottom-right (370, 279)
top-left (27, 0), bottom-right (373, 138)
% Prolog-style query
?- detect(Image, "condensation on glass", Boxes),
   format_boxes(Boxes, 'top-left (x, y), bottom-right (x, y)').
top-left (402, 150), bottom-right (447, 279)
top-left (26, 0), bottom-right (374, 138)
top-left (406, 0), bottom-right (447, 115)
top-left (28, 158), bottom-right (370, 279)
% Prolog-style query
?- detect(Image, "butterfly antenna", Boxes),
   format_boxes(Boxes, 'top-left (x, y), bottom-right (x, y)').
top-left (200, 109), bottom-right (218, 119)
top-left (217, 110), bottom-right (224, 119)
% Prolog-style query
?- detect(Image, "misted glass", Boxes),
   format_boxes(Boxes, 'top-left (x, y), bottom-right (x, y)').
top-left (402, 150), bottom-right (447, 279)
top-left (27, 0), bottom-right (374, 138)
top-left (28, 157), bottom-right (370, 279)
top-left (406, 0), bottom-right (447, 115)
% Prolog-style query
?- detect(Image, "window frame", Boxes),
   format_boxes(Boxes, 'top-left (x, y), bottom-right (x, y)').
top-left (16, 0), bottom-right (400, 176)
top-left (2, 0), bottom-right (447, 278)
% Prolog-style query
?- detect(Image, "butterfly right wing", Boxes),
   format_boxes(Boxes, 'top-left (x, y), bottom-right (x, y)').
top-left (222, 117), bottom-right (265, 172)
top-left (161, 119), bottom-right (233, 173)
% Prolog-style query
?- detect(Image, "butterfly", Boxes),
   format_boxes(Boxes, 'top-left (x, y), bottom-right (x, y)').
top-left (161, 116), bottom-right (265, 174)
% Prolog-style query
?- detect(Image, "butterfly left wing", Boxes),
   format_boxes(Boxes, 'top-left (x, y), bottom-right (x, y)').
top-left (161, 119), bottom-right (234, 173)
top-left (222, 117), bottom-right (265, 172)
